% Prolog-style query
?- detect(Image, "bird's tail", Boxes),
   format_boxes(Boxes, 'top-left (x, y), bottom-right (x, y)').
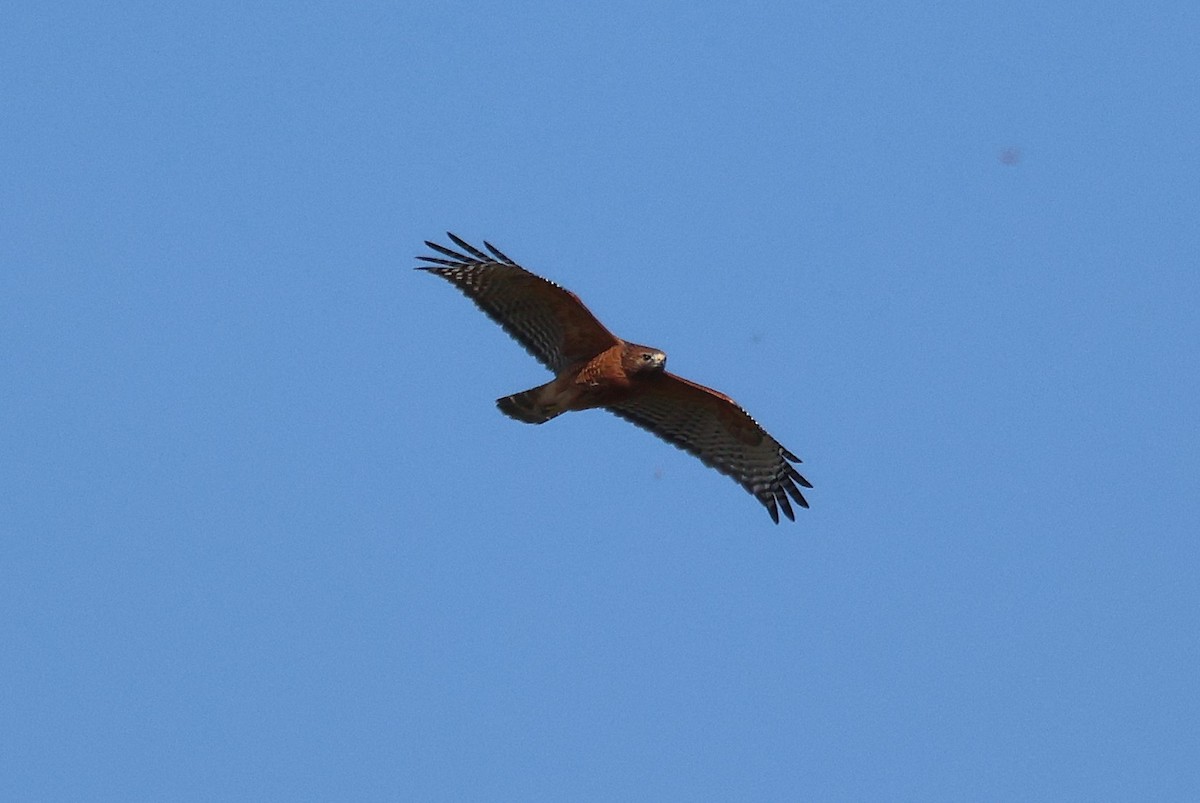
top-left (497, 385), bottom-right (563, 424)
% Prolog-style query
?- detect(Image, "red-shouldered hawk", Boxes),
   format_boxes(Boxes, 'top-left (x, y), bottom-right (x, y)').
top-left (417, 233), bottom-right (812, 523)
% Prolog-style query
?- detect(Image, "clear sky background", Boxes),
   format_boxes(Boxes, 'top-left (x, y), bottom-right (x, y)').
top-left (3, 1), bottom-right (1198, 799)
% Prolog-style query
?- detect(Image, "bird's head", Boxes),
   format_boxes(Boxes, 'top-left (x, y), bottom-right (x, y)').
top-left (624, 344), bottom-right (666, 375)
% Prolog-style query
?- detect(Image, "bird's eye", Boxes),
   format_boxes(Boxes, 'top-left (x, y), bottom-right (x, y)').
top-left (642, 354), bottom-right (652, 361)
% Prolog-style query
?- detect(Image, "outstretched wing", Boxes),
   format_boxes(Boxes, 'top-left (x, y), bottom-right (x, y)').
top-left (607, 373), bottom-right (812, 523)
top-left (417, 233), bottom-right (619, 373)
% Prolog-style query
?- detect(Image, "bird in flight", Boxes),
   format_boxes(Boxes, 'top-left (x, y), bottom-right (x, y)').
top-left (416, 233), bottom-right (812, 523)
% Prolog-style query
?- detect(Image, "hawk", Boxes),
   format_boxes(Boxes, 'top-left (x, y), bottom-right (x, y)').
top-left (417, 233), bottom-right (812, 523)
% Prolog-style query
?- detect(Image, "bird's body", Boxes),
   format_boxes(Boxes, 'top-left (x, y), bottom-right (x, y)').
top-left (498, 341), bottom-right (664, 424)
top-left (417, 233), bottom-right (812, 523)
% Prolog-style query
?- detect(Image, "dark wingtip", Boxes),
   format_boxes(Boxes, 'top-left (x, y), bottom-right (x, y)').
top-left (423, 233), bottom-right (514, 268)
top-left (763, 495), bottom-right (781, 524)
top-left (445, 232), bottom-right (491, 261)
top-left (423, 240), bottom-right (468, 261)
top-left (781, 474), bottom-right (810, 509)
top-left (484, 240), bottom-right (515, 264)
top-left (777, 489), bottom-right (796, 521)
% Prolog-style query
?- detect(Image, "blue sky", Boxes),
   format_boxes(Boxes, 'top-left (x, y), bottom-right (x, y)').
top-left (3, 1), bottom-right (1198, 799)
